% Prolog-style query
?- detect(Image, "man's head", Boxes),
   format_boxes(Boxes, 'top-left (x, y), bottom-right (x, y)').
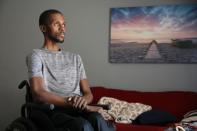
top-left (39, 9), bottom-right (66, 43)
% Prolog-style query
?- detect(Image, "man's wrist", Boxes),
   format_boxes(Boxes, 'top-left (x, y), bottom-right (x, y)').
top-left (67, 97), bottom-right (72, 102)
top-left (64, 97), bottom-right (72, 106)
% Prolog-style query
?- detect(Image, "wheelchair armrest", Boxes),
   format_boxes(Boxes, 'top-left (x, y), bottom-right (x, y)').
top-left (21, 102), bottom-right (110, 117)
top-left (23, 103), bottom-right (54, 110)
top-left (21, 102), bottom-right (54, 117)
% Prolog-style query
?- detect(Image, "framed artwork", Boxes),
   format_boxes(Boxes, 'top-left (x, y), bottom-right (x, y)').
top-left (109, 4), bottom-right (197, 63)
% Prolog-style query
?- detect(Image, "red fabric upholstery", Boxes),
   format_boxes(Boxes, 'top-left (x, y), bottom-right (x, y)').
top-left (116, 124), bottom-right (166, 131)
top-left (91, 86), bottom-right (197, 131)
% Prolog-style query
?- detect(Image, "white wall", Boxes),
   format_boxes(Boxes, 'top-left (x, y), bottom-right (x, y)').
top-left (1, 0), bottom-right (197, 129)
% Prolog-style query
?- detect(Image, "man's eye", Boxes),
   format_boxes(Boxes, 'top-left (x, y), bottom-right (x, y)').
top-left (54, 23), bottom-right (59, 27)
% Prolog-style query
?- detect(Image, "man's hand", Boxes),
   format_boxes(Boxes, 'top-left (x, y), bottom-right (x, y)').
top-left (68, 96), bottom-right (88, 110)
top-left (67, 96), bottom-right (113, 121)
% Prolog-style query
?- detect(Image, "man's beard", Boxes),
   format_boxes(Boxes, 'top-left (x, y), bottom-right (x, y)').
top-left (48, 33), bottom-right (64, 43)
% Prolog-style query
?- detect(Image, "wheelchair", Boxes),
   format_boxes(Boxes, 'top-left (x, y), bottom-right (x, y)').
top-left (5, 80), bottom-right (60, 131)
top-left (6, 80), bottom-right (110, 131)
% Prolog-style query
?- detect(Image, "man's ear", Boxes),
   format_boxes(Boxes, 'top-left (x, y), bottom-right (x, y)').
top-left (40, 25), bottom-right (47, 33)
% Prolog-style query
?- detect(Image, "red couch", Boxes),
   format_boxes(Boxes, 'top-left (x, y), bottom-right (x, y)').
top-left (91, 86), bottom-right (197, 131)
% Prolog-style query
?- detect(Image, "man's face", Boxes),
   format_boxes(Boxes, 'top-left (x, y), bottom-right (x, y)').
top-left (45, 13), bottom-right (66, 43)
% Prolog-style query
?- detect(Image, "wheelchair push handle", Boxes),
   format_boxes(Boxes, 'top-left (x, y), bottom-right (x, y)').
top-left (18, 80), bottom-right (29, 89)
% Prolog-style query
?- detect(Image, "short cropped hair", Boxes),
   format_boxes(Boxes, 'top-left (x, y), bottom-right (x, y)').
top-left (39, 9), bottom-right (62, 26)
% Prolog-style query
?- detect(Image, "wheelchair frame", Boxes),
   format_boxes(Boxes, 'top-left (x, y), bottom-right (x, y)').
top-left (5, 80), bottom-right (110, 131)
top-left (6, 80), bottom-right (60, 131)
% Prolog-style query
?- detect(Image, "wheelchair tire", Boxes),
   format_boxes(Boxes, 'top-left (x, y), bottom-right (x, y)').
top-left (6, 122), bottom-right (27, 131)
top-left (9, 117), bottom-right (37, 131)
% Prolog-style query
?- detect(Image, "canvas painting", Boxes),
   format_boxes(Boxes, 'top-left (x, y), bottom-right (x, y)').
top-left (109, 4), bottom-right (197, 63)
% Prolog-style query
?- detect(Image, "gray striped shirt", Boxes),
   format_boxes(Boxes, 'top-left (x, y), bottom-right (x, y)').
top-left (26, 48), bottom-right (87, 97)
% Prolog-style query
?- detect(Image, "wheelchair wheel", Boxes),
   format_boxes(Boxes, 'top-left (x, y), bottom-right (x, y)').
top-left (6, 117), bottom-right (37, 131)
top-left (6, 122), bottom-right (27, 131)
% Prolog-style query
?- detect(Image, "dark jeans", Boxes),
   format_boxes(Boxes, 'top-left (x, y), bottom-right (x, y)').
top-left (43, 107), bottom-right (115, 131)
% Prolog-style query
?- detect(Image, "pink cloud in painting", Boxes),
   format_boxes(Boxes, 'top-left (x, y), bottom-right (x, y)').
top-left (110, 5), bottom-right (197, 43)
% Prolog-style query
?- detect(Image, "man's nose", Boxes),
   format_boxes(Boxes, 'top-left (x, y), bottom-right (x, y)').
top-left (62, 27), bottom-right (66, 32)
top-left (60, 25), bottom-right (66, 32)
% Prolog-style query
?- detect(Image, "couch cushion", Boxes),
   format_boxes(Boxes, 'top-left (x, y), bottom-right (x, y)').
top-left (133, 109), bottom-right (176, 125)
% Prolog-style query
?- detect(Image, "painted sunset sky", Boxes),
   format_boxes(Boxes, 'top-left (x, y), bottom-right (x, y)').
top-left (110, 4), bottom-right (197, 44)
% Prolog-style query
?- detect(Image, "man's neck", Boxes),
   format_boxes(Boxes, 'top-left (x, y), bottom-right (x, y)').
top-left (43, 41), bottom-right (61, 51)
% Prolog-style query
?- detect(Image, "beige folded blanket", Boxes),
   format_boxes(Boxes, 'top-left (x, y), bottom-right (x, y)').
top-left (98, 97), bottom-right (152, 123)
